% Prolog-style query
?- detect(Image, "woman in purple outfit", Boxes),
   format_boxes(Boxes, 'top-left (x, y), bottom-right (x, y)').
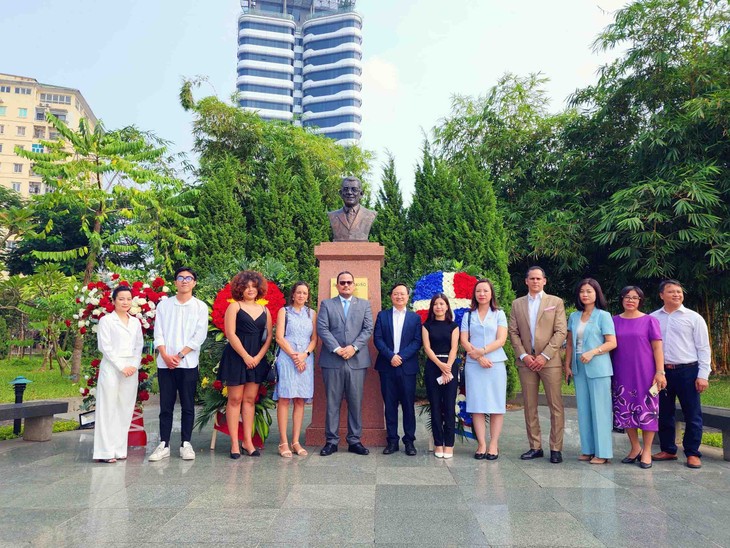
top-left (611, 286), bottom-right (666, 469)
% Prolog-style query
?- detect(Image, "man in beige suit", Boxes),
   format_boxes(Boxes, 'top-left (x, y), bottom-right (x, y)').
top-left (509, 266), bottom-right (567, 463)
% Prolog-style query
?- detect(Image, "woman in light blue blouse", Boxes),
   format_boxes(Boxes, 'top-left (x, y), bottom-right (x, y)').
top-left (564, 278), bottom-right (617, 464)
top-left (460, 279), bottom-right (508, 460)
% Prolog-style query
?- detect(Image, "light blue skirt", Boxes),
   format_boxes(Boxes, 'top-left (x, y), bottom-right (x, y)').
top-left (465, 360), bottom-right (506, 414)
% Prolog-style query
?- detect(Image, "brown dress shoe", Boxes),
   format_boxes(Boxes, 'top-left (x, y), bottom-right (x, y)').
top-left (652, 451), bottom-right (678, 461)
top-left (686, 455), bottom-right (702, 469)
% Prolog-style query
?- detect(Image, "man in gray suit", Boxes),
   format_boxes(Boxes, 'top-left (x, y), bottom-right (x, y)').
top-left (317, 271), bottom-right (374, 456)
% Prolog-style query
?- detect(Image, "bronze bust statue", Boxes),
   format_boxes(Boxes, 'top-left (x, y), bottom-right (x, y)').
top-left (328, 176), bottom-right (377, 241)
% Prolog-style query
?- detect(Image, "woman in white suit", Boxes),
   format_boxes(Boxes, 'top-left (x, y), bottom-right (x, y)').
top-left (93, 285), bottom-right (143, 463)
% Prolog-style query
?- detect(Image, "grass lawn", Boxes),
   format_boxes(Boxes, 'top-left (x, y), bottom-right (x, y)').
top-left (0, 357), bottom-right (83, 403)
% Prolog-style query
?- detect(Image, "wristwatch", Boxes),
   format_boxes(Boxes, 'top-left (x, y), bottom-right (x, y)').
top-left (177, 351), bottom-right (185, 359)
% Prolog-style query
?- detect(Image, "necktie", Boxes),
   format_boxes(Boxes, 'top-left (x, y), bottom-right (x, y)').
top-left (346, 209), bottom-right (355, 224)
top-left (343, 299), bottom-right (350, 319)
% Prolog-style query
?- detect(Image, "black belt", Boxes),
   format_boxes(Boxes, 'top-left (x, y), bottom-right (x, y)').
top-left (665, 361), bottom-right (698, 370)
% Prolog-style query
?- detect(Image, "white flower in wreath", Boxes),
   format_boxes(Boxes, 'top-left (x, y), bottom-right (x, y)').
top-left (148, 302), bottom-right (156, 310)
top-left (78, 320), bottom-right (86, 328)
top-left (136, 297), bottom-right (147, 305)
top-left (89, 388), bottom-right (96, 397)
top-left (162, 286), bottom-right (170, 293)
top-left (92, 309), bottom-right (102, 317)
top-left (91, 324), bottom-right (99, 334)
top-left (73, 314), bottom-right (79, 320)
top-left (129, 306), bottom-right (141, 316)
top-left (456, 394), bottom-right (466, 403)
top-left (89, 297), bottom-right (100, 306)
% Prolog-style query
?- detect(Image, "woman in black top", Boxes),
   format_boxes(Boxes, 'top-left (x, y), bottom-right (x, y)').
top-left (422, 293), bottom-right (460, 459)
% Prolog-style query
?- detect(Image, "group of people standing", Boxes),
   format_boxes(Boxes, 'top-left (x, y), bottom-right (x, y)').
top-left (93, 265), bottom-right (712, 471)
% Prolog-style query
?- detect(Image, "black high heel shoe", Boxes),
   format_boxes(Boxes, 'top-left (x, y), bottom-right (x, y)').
top-left (621, 451), bottom-right (642, 464)
top-left (230, 452), bottom-right (242, 460)
top-left (243, 447), bottom-right (261, 457)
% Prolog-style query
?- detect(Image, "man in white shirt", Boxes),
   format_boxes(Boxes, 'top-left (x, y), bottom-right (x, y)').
top-left (373, 283), bottom-right (423, 456)
top-left (651, 279), bottom-right (712, 469)
top-left (149, 267), bottom-right (209, 462)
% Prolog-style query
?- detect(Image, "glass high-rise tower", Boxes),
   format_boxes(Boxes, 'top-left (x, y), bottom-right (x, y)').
top-left (238, 0), bottom-right (362, 146)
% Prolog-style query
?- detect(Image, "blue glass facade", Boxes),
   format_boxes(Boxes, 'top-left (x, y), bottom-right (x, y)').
top-left (238, 2), bottom-right (362, 144)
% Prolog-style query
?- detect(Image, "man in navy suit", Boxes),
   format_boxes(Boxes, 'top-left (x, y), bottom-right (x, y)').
top-left (317, 271), bottom-right (374, 456)
top-left (374, 283), bottom-right (423, 456)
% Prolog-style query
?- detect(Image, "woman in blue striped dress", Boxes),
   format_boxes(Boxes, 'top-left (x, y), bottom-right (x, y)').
top-left (274, 282), bottom-right (317, 457)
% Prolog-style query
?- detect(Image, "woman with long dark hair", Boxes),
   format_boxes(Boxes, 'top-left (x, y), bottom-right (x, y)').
top-left (274, 281), bottom-right (317, 457)
top-left (564, 278), bottom-right (617, 464)
top-left (422, 293), bottom-right (459, 458)
top-left (460, 279), bottom-right (508, 460)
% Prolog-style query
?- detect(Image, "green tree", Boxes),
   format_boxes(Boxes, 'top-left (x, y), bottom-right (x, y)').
top-left (181, 84), bottom-right (371, 285)
top-left (15, 115), bottom-right (195, 379)
top-left (573, 0), bottom-right (730, 368)
top-left (371, 152), bottom-right (408, 294)
top-left (405, 144), bottom-right (462, 275)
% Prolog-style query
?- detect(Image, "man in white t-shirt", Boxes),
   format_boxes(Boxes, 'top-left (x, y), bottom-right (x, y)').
top-left (149, 267), bottom-right (209, 462)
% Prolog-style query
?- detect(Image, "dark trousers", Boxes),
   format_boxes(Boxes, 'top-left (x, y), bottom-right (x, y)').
top-left (424, 361), bottom-right (457, 447)
top-left (378, 367), bottom-right (417, 445)
top-left (658, 365), bottom-right (703, 457)
top-left (158, 367), bottom-right (199, 445)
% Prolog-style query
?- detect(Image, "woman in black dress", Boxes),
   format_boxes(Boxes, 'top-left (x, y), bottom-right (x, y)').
top-left (219, 271), bottom-right (273, 458)
top-left (422, 293), bottom-right (460, 459)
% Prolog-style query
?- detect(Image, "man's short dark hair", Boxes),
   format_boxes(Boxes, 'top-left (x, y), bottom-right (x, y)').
top-left (174, 266), bottom-right (197, 281)
top-left (336, 271), bottom-right (354, 284)
top-left (390, 282), bottom-right (409, 295)
top-left (525, 266), bottom-right (546, 279)
top-left (659, 279), bottom-right (683, 293)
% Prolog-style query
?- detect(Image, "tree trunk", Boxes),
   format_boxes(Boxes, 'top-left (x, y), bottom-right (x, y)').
top-left (69, 215), bottom-right (101, 381)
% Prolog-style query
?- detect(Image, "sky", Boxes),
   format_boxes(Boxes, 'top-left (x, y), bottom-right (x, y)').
top-left (1, 0), bottom-right (629, 200)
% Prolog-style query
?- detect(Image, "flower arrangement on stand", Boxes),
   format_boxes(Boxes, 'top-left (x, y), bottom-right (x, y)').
top-left (72, 272), bottom-right (169, 445)
top-left (194, 280), bottom-right (286, 446)
top-left (413, 271), bottom-right (479, 442)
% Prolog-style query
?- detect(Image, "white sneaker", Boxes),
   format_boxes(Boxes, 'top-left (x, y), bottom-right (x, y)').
top-left (148, 442), bottom-right (170, 462)
top-left (180, 441), bottom-right (196, 460)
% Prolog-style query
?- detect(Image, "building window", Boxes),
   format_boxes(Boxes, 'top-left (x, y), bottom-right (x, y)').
top-left (16, 126), bottom-right (26, 136)
top-left (29, 182), bottom-right (42, 195)
top-left (305, 83), bottom-right (361, 97)
top-left (238, 52), bottom-right (292, 65)
top-left (238, 84), bottom-right (292, 96)
top-left (304, 20), bottom-right (360, 36)
top-left (12, 182), bottom-right (22, 192)
top-left (307, 51), bottom-right (359, 66)
top-left (49, 131), bottom-right (60, 140)
top-left (239, 99), bottom-right (292, 112)
top-left (239, 37), bottom-right (293, 49)
top-left (239, 21), bottom-right (293, 34)
top-left (307, 66), bottom-right (361, 81)
top-left (325, 130), bottom-right (361, 141)
top-left (0, 144), bottom-right (3, 153)
top-left (15, 87), bottom-right (32, 95)
top-left (0, 85), bottom-right (11, 93)
top-left (0, 106), bottom-right (6, 116)
top-left (303, 114), bottom-right (361, 128)
top-left (305, 98), bottom-right (361, 113)
top-left (0, 124), bottom-right (4, 134)
top-left (40, 93), bottom-right (71, 104)
top-left (237, 68), bottom-right (291, 80)
top-left (306, 35), bottom-right (361, 50)
top-left (13, 163), bottom-right (23, 173)
top-left (34, 126), bottom-right (45, 139)
top-left (32, 143), bottom-right (44, 153)
top-left (18, 108), bottom-right (28, 118)
top-left (17, 145), bottom-right (24, 150)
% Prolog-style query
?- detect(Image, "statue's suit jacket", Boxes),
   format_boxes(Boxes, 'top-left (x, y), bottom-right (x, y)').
top-left (328, 207), bottom-right (377, 241)
top-left (317, 296), bottom-right (373, 370)
top-left (508, 293), bottom-right (567, 368)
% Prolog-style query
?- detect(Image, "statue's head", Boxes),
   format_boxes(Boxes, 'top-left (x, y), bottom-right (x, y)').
top-left (339, 176), bottom-right (363, 208)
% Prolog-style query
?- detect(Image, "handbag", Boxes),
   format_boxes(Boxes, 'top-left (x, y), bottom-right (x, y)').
top-left (267, 308), bottom-right (290, 384)
top-left (260, 305), bottom-right (269, 343)
top-left (458, 310), bottom-right (471, 388)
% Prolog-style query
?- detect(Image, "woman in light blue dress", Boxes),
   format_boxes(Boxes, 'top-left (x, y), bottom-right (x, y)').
top-left (274, 282), bottom-right (317, 457)
top-left (564, 278), bottom-right (617, 464)
top-left (460, 279), bottom-right (508, 460)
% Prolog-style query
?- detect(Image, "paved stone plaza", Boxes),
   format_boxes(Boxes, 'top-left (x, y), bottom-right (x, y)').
top-left (1, 405), bottom-right (728, 547)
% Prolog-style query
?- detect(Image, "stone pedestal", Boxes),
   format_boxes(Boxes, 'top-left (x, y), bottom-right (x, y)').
top-left (23, 416), bottom-right (54, 442)
top-left (305, 242), bottom-right (388, 448)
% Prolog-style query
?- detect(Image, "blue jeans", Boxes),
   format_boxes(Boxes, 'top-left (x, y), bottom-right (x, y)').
top-left (658, 365), bottom-right (703, 457)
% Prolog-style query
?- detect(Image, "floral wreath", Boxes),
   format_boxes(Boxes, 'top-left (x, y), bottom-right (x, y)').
top-left (210, 281), bottom-right (286, 337)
